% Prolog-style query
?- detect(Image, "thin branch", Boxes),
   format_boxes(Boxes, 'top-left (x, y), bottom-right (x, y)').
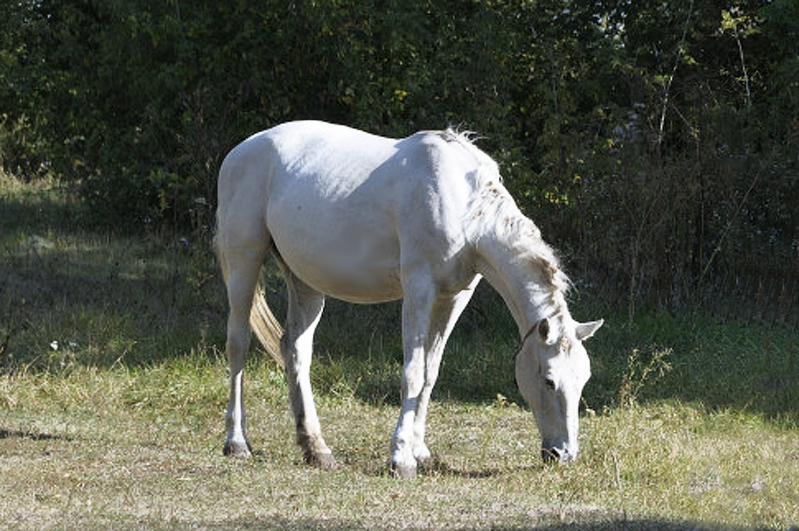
top-left (657, 0), bottom-right (695, 149)
top-left (697, 169), bottom-right (761, 287)
top-left (733, 24), bottom-right (751, 108)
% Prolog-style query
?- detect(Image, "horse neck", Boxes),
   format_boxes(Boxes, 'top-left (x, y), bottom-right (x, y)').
top-left (473, 217), bottom-right (569, 338)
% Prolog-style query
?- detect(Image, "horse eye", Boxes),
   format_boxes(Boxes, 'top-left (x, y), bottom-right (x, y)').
top-left (544, 378), bottom-right (556, 390)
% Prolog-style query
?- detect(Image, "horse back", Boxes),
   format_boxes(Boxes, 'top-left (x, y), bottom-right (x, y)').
top-left (219, 121), bottom-right (484, 302)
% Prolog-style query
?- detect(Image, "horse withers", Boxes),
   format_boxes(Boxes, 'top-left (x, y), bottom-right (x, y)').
top-left (215, 121), bottom-right (603, 478)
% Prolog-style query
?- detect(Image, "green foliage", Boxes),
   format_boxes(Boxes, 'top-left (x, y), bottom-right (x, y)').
top-left (1, 0), bottom-right (797, 307)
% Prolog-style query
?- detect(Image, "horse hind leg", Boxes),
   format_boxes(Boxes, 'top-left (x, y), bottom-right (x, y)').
top-left (278, 260), bottom-right (338, 469)
top-left (219, 243), bottom-right (267, 458)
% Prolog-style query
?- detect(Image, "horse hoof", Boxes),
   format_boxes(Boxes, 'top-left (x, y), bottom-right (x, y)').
top-left (223, 440), bottom-right (253, 458)
top-left (304, 451), bottom-right (339, 470)
top-left (389, 462), bottom-right (417, 479)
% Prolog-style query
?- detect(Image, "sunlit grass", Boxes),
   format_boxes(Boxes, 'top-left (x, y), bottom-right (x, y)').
top-left (2, 174), bottom-right (798, 529)
top-left (2, 359), bottom-right (797, 529)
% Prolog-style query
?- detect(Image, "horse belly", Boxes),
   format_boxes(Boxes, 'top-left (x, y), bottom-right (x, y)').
top-left (268, 203), bottom-right (403, 304)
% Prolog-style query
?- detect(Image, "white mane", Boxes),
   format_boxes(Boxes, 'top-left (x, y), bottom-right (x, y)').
top-left (449, 131), bottom-right (570, 312)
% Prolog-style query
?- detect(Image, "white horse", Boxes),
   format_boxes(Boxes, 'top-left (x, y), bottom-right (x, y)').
top-left (215, 121), bottom-right (603, 478)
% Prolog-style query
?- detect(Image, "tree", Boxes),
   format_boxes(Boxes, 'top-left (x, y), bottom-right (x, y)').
top-left (1, 0), bottom-right (796, 308)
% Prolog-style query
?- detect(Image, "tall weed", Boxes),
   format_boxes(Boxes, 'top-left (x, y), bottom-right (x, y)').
top-left (616, 346), bottom-right (673, 408)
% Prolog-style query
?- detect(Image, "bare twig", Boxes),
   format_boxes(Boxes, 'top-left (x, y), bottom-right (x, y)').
top-left (612, 451), bottom-right (623, 491)
top-left (697, 169), bottom-right (761, 287)
top-left (733, 25), bottom-right (751, 108)
top-left (657, 0), bottom-right (695, 150)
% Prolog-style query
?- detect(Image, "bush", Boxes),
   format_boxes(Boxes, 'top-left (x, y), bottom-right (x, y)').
top-left (1, 0), bottom-right (796, 315)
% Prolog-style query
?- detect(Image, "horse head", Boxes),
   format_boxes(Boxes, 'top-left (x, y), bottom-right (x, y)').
top-left (515, 316), bottom-right (603, 463)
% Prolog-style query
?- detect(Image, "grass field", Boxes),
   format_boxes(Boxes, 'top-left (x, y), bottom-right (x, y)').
top-left (1, 174), bottom-right (798, 529)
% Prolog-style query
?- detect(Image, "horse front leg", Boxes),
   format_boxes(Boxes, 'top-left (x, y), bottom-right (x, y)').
top-left (389, 277), bottom-right (462, 478)
top-left (390, 276), bottom-right (477, 478)
top-left (389, 327), bottom-right (426, 479)
top-left (409, 280), bottom-right (479, 470)
top-left (280, 265), bottom-right (338, 469)
top-left (389, 279), bottom-right (433, 478)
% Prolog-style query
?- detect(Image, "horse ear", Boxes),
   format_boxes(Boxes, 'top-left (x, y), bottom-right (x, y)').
top-left (575, 319), bottom-right (604, 341)
top-left (537, 318), bottom-right (556, 344)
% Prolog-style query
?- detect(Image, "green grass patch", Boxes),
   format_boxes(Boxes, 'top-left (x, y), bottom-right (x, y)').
top-left (1, 174), bottom-right (798, 529)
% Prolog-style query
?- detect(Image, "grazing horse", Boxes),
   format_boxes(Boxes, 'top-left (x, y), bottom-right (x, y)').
top-left (215, 121), bottom-right (603, 478)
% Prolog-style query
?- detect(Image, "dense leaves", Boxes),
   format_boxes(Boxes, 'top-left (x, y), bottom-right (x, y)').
top-left (1, 0), bottom-right (797, 309)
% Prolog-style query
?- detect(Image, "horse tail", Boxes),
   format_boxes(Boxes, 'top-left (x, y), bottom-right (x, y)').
top-left (249, 280), bottom-right (285, 369)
